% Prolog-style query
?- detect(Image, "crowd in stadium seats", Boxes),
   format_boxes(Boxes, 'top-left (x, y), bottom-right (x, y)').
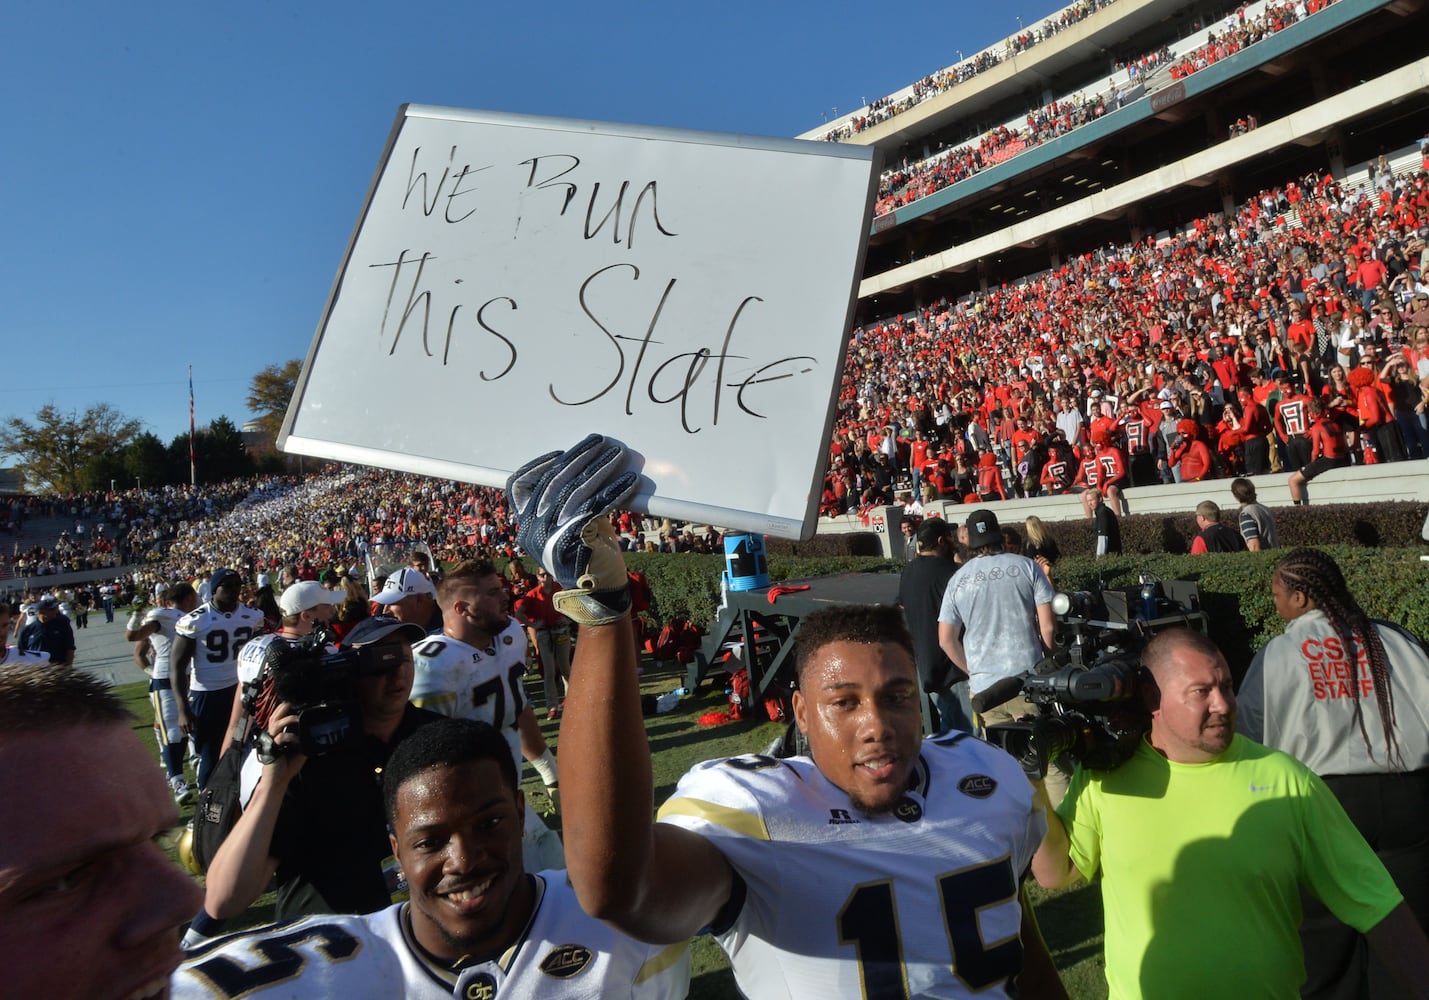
top-left (0, 485), bottom-right (258, 580)
top-left (140, 469), bottom-right (722, 592)
top-left (1166, 0), bottom-right (1327, 82)
top-left (13, 156), bottom-right (1428, 579)
top-left (873, 0), bottom-right (1334, 218)
top-left (3, 462), bottom-right (729, 594)
top-left (823, 159), bottom-right (1429, 517)
top-left (818, 0), bottom-right (1121, 143)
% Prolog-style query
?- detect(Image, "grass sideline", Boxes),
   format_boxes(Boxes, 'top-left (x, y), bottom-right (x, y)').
top-left (118, 660), bottom-right (1109, 999)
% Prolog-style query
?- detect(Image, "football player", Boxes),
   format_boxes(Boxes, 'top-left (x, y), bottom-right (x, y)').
top-left (127, 582), bottom-right (201, 804)
top-left (0, 601), bottom-right (49, 666)
top-left (375, 717), bottom-right (689, 999)
top-left (174, 718), bottom-right (689, 999)
top-left (510, 435), bottom-right (1067, 999)
top-left (172, 568), bottom-right (266, 790)
top-left (409, 559), bottom-right (564, 870)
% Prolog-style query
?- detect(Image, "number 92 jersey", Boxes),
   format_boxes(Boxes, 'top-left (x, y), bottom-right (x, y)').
top-left (410, 618), bottom-right (528, 767)
top-left (656, 734), bottom-right (1045, 1000)
top-left (176, 602), bottom-right (266, 692)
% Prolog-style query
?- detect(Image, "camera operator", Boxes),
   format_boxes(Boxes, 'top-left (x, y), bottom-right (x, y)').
top-left (220, 580), bottom-right (336, 750)
top-left (199, 616), bottom-right (440, 926)
top-left (1031, 628), bottom-right (1429, 999)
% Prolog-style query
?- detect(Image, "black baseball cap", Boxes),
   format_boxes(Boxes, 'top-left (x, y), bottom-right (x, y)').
top-left (343, 615), bottom-right (426, 648)
top-left (209, 568), bottom-right (242, 593)
top-left (965, 510), bottom-right (1001, 550)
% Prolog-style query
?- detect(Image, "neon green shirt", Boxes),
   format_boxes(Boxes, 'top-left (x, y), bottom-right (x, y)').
top-left (1059, 734), bottom-right (1402, 1000)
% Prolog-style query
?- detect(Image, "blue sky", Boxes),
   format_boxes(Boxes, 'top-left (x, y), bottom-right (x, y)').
top-left (3, 1), bottom-right (1061, 450)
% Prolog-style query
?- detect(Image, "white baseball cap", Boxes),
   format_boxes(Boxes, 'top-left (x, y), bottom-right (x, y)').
top-left (278, 580), bottom-right (332, 617)
top-left (372, 568), bottom-right (436, 605)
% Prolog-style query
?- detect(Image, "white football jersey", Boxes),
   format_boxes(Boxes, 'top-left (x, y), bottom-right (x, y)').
top-left (172, 914), bottom-right (405, 999)
top-left (366, 871), bottom-right (690, 1000)
top-left (142, 606), bottom-right (183, 681)
top-left (236, 631), bottom-right (300, 686)
top-left (411, 619), bottom-right (528, 769)
top-left (0, 645), bottom-right (49, 666)
top-left (176, 602), bottom-right (266, 691)
top-left (411, 619), bottom-right (564, 872)
top-left (657, 735), bottom-right (1045, 999)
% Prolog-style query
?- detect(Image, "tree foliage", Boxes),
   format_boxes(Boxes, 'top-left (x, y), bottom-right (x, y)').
top-left (246, 359), bottom-right (303, 440)
top-left (1, 403), bottom-right (142, 494)
top-left (167, 416), bottom-right (255, 485)
top-left (124, 432), bottom-right (171, 488)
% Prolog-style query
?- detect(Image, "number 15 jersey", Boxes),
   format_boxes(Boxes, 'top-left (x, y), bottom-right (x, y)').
top-left (657, 734), bottom-right (1045, 999)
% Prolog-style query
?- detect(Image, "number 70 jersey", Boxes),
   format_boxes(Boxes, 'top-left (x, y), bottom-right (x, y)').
top-left (409, 618), bottom-right (528, 768)
top-left (656, 736), bottom-right (1045, 999)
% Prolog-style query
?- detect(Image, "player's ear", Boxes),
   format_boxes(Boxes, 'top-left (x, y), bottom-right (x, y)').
top-left (791, 688), bottom-right (809, 735)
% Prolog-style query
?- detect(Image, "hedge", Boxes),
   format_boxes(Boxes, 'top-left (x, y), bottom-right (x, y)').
top-left (791, 501), bottom-right (1428, 561)
top-left (1044, 501), bottom-right (1429, 558)
top-left (622, 543), bottom-right (1429, 683)
top-left (1046, 545), bottom-right (1429, 680)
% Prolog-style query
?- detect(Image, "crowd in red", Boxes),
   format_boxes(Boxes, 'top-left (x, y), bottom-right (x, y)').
top-left (873, 0), bottom-right (1334, 218)
top-left (1166, 0), bottom-right (1331, 82)
top-left (818, 0), bottom-right (1119, 143)
top-left (823, 158), bottom-right (1429, 519)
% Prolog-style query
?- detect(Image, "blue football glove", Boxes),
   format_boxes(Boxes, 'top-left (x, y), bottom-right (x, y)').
top-left (506, 434), bottom-right (639, 625)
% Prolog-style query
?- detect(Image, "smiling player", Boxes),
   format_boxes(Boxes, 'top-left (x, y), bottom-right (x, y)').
top-left (509, 434), bottom-right (1064, 999)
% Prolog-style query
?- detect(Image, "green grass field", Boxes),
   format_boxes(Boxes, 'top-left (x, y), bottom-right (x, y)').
top-left (119, 659), bottom-right (1109, 999)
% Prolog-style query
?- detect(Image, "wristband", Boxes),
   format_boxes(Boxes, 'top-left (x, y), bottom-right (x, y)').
top-left (530, 748), bottom-right (558, 787)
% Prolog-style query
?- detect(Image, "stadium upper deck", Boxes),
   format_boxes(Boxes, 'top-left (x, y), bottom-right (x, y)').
top-left (814, 0), bottom-right (1429, 322)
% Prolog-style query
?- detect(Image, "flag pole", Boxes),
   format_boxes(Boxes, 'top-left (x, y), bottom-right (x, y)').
top-left (189, 365), bottom-right (196, 487)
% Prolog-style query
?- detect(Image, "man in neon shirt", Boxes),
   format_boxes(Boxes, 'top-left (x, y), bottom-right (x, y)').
top-left (1031, 628), bottom-right (1429, 1000)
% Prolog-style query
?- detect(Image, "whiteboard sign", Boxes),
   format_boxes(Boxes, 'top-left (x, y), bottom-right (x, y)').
top-left (280, 104), bottom-right (878, 540)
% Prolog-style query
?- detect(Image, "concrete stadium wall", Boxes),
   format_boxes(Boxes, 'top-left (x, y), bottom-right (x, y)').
top-left (1, 564), bottom-right (140, 596)
top-left (818, 461), bottom-right (1429, 559)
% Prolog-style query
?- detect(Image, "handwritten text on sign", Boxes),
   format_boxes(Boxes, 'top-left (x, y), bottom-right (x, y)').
top-left (370, 146), bottom-right (816, 434)
top-left (283, 107), bottom-right (877, 539)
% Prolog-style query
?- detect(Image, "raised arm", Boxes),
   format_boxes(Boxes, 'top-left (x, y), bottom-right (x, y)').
top-left (561, 618), bottom-right (733, 941)
top-left (508, 435), bottom-right (733, 943)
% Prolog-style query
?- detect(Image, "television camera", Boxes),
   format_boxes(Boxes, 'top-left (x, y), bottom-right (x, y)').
top-left (976, 576), bottom-right (1207, 777)
top-left (251, 629), bottom-right (409, 761)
